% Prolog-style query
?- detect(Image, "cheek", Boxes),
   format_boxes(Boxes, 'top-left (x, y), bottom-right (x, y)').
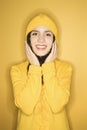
top-left (46, 39), bottom-right (53, 48)
top-left (30, 37), bottom-right (38, 44)
top-left (45, 37), bottom-right (53, 43)
top-left (31, 43), bottom-right (36, 50)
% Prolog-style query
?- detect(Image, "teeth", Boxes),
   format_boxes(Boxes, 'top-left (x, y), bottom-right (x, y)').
top-left (37, 46), bottom-right (45, 48)
top-left (36, 45), bottom-right (47, 49)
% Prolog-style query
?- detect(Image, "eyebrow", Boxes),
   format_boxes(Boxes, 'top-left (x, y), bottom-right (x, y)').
top-left (31, 30), bottom-right (53, 33)
top-left (31, 30), bottom-right (39, 32)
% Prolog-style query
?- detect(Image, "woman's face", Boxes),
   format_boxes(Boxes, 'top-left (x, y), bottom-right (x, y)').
top-left (30, 26), bottom-right (54, 56)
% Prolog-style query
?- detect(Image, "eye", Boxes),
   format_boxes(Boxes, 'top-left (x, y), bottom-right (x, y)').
top-left (31, 32), bottom-right (38, 36)
top-left (31, 31), bottom-right (39, 36)
top-left (46, 33), bottom-right (51, 36)
top-left (45, 32), bottom-right (53, 37)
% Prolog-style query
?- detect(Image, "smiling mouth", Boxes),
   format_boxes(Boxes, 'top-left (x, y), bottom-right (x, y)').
top-left (36, 44), bottom-right (47, 50)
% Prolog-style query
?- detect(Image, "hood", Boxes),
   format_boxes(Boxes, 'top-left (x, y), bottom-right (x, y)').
top-left (25, 13), bottom-right (59, 44)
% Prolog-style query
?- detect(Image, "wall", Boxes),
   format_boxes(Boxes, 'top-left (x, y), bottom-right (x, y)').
top-left (0, 0), bottom-right (87, 130)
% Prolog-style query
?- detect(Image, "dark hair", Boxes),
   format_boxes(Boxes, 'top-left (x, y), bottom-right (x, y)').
top-left (27, 32), bottom-right (31, 46)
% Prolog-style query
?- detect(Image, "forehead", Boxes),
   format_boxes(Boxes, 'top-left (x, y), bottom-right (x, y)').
top-left (32, 26), bottom-right (52, 33)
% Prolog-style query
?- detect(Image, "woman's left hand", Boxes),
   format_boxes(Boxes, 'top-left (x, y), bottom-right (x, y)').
top-left (45, 41), bottom-right (58, 63)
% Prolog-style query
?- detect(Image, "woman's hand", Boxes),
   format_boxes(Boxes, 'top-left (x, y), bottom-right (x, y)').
top-left (25, 41), bottom-right (40, 66)
top-left (45, 41), bottom-right (58, 63)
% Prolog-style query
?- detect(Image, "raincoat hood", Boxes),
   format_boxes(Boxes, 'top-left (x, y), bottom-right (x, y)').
top-left (25, 13), bottom-right (59, 44)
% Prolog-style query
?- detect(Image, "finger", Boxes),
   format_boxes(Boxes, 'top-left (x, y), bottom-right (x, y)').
top-left (25, 41), bottom-right (33, 55)
top-left (54, 41), bottom-right (58, 55)
top-left (52, 42), bottom-right (56, 55)
top-left (54, 41), bottom-right (56, 52)
top-left (51, 42), bottom-right (55, 55)
top-left (52, 41), bottom-right (57, 60)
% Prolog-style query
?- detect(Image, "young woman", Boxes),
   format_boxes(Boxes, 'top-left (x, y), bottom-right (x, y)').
top-left (11, 13), bottom-right (72, 130)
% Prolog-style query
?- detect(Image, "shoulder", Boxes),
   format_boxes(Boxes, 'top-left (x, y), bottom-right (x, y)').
top-left (10, 60), bottom-right (29, 74)
top-left (54, 59), bottom-right (73, 72)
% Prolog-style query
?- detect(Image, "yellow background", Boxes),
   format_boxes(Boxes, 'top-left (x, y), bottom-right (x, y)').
top-left (0, 0), bottom-right (87, 130)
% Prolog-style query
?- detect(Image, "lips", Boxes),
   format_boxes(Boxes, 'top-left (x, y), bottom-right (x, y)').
top-left (36, 44), bottom-right (47, 50)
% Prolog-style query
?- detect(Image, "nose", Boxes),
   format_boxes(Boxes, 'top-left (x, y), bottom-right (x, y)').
top-left (38, 34), bottom-right (45, 43)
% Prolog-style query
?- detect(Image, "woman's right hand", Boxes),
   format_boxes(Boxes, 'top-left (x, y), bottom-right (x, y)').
top-left (25, 41), bottom-right (40, 66)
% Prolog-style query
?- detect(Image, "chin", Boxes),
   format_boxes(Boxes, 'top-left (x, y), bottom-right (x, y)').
top-left (36, 53), bottom-right (47, 57)
top-left (35, 50), bottom-right (48, 57)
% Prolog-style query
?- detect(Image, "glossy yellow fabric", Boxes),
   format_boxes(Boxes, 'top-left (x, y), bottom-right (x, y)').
top-left (10, 59), bottom-right (72, 130)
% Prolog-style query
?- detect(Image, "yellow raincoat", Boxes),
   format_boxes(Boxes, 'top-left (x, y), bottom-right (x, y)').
top-left (11, 59), bottom-right (72, 130)
top-left (11, 13), bottom-right (72, 130)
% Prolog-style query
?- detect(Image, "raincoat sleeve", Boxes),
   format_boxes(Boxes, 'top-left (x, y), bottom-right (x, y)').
top-left (42, 61), bottom-right (72, 113)
top-left (10, 64), bottom-right (41, 115)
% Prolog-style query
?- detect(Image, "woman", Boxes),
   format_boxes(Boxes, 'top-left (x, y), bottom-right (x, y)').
top-left (11, 13), bottom-right (72, 130)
